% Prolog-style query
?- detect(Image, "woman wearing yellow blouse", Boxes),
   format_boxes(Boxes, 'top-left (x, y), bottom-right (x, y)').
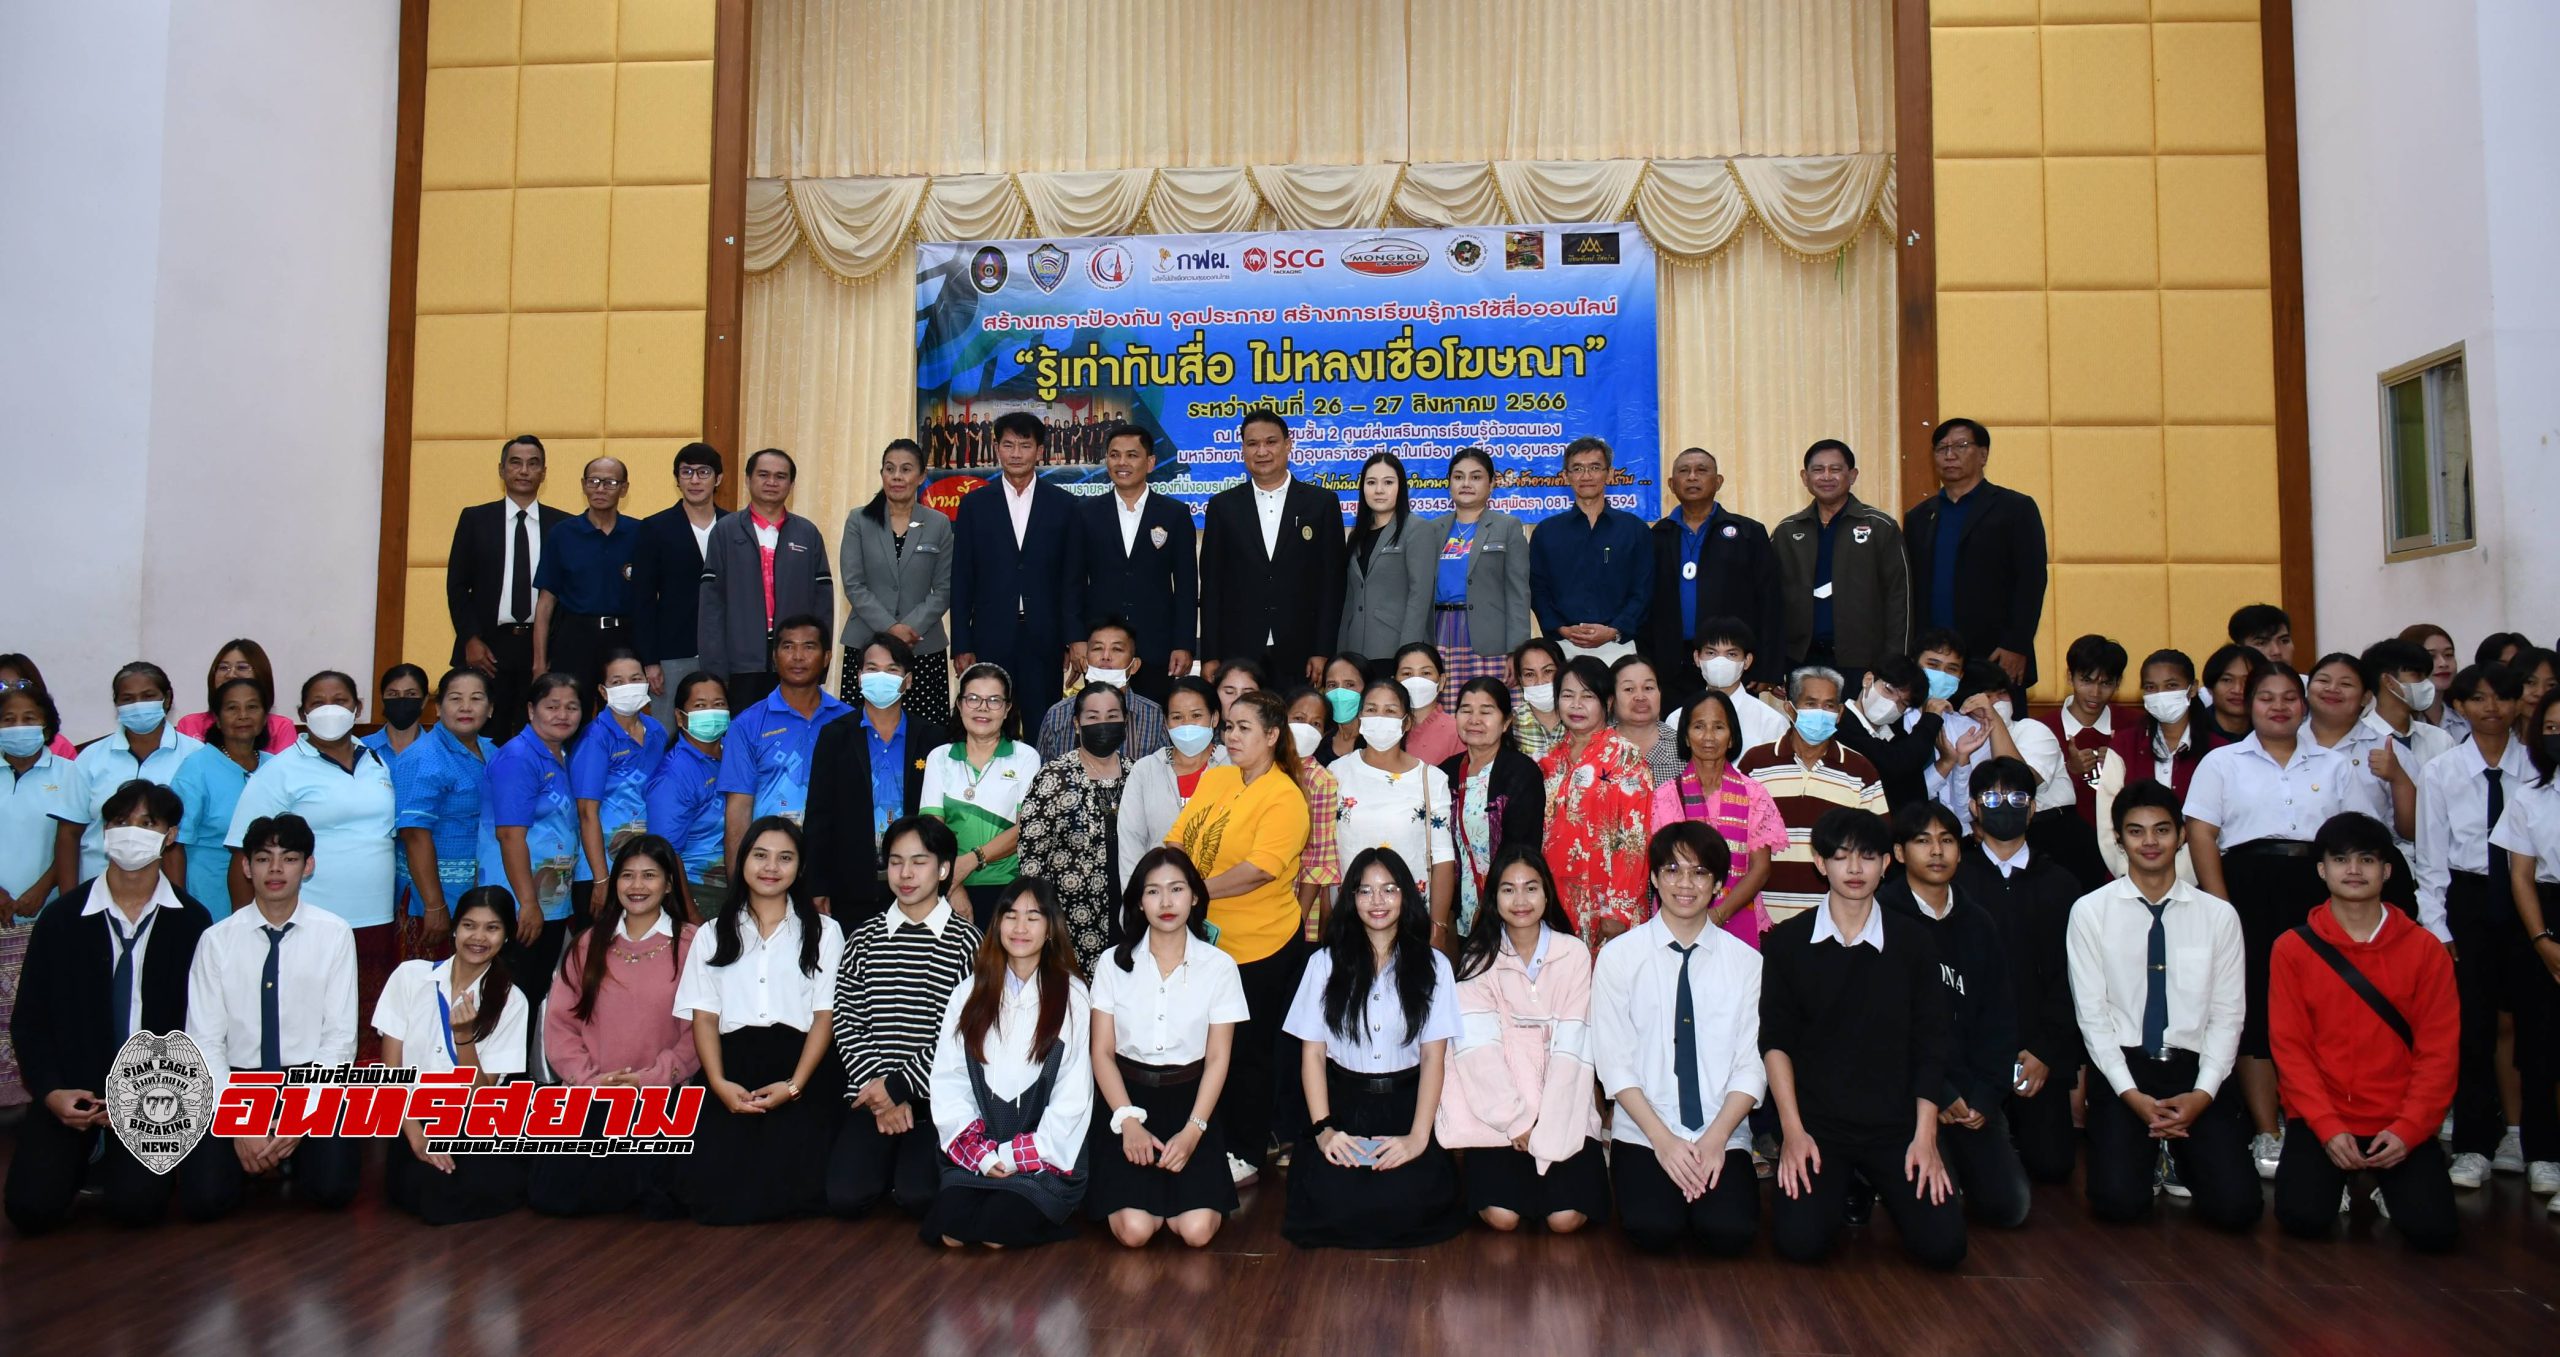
top-left (1168, 688), bottom-right (1311, 1187)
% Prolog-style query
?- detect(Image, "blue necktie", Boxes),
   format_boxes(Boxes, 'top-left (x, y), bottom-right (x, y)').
top-left (1671, 940), bottom-right (1704, 1128)
top-left (260, 923), bottom-right (294, 1071)
top-left (2141, 899), bottom-right (2170, 1059)
top-left (107, 911), bottom-right (154, 1043)
top-left (2486, 769), bottom-right (2508, 884)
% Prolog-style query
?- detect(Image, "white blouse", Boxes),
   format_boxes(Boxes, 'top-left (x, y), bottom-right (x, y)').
top-left (929, 972), bottom-right (1094, 1173)
top-left (1088, 930), bottom-right (1250, 1065)
top-left (372, 957), bottom-right (529, 1077)
top-left (1330, 751), bottom-right (1456, 884)
top-left (2183, 732), bottom-right (2353, 846)
top-left (673, 909), bottom-right (846, 1033)
top-left (1283, 948), bottom-right (1462, 1073)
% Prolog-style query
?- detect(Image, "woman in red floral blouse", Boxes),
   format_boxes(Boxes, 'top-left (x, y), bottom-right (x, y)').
top-left (1537, 656), bottom-right (1654, 948)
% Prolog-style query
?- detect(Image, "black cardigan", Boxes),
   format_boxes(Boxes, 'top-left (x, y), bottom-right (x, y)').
top-left (1439, 745), bottom-right (1547, 864)
top-left (1955, 841), bottom-right (2085, 1074)
top-left (9, 879), bottom-right (213, 1100)
top-left (801, 710), bottom-right (932, 922)
top-left (1877, 876), bottom-right (2019, 1114)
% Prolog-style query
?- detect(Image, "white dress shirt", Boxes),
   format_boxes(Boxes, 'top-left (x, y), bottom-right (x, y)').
top-left (1115, 488), bottom-right (1148, 556)
top-left (1252, 478), bottom-right (1288, 558)
top-left (1808, 896), bottom-right (1885, 950)
top-left (1591, 913), bottom-right (1765, 1148)
top-left (1089, 930), bottom-right (1249, 1065)
top-left (2362, 708), bottom-right (2457, 775)
top-left (1284, 948), bottom-right (1462, 1073)
top-left (2488, 778), bottom-right (2560, 884)
top-left (2066, 877), bottom-right (2245, 1098)
top-left (2314, 718), bottom-right (2400, 827)
top-left (2182, 733), bottom-right (2352, 845)
top-left (83, 872), bottom-right (186, 1035)
top-left (929, 972), bottom-right (1093, 1173)
top-left (1000, 473), bottom-right (1038, 547)
top-left (1929, 713), bottom-right (2065, 831)
top-left (673, 909), bottom-right (845, 1033)
top-left (2414, 735), bottom-right (2539, 941)
top-left (372, 957), bottom-right (529, 1076)
top-left (1979, 840), bottom-right (2032, 878)
top-left (497, 498), bottom-right (543, 625)
top-left (187, 900), bottom-right (359, 1081)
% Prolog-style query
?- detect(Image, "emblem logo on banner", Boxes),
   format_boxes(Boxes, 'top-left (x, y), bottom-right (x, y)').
top-left (1504, 230), bottom-right (1545, 270)
top-left (1340, 238), bottom-right (1429, 277)
top-left (1446, 236), bottom-right (1486, 273)
top-left (1088, 243), bottom-right (1132, 290)
top-left (970, 246), bottom-right (1009, 294)
top-left (1152, 245), bottom-right (1231, 282)
top-left (106, 1031), bottom-right (216, 1175)
top-left (1562, 231), bottom-right (1623, 266)
top-left (1029, 243), bottom-right (1070, 293)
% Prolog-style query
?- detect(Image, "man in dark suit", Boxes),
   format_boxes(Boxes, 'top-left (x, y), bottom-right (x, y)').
top-left (1904, 418), bottom-right (2048, 701)
top-left (1074, 422), bottom-right (1195, 702)
top-left (1199, 409), bottom-right (1345, 686)
top-left (444, 435), bottom-right (568, 741)
top-left (950, 411), bottom-right (1086, 718)
top-left (629, 441), bottom-right (724, 727)
top-left (1644, 446), bottom-right (1785, 709)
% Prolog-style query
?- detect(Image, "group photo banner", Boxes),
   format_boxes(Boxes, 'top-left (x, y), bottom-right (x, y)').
top-left (913, 222), bottom-right (1661, 523)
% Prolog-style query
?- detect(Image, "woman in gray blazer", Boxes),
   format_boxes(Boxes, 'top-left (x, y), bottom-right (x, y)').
top-left (1403, 447), bottom-right (1531, 711)
top-left (1338, 452), bottom-right (1430, 659)
top-left (838, 439), bottom-right (955, 731)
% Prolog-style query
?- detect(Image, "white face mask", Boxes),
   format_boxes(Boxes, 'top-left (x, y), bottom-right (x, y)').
top-left (1698, 655), bottom-right (1744, 690)
top-left (1399, 676), bottom-right (1439, 710)
top-left (1358, 715), bottom-right (1406, 752)
top-left (1859, 690), bottom-right (1902, 726)
top-left (604, 683), bottom-right (650, 716)
top-left (304, 704), bottom-right (357, 742)
top-left (103, 825), bottom-right (166, 872)
top-left (1289, 721), bottom-right (1323, 760)
top-left (2142, 689), bottom-right (2192, 722)
top-left (1991, 699), bottom-right (2015, 723)
top-left (1086, 666), bottom-right (1128, 689)
top-left (1522, 682), bottom-right (1557, 713)
top-left (2392, 676), bottom-right (2438, 712)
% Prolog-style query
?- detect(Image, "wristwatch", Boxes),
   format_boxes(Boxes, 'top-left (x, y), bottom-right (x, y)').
top-left (2534, 928), bottom-right (2559, 948)
top-left (1187, 1116), bottom-right (1210, 1133)
top-left (784, 1082), bottom-right (802, 1100)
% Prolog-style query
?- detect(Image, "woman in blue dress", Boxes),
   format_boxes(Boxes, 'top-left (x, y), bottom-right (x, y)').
top-left (646, 671), bottom-right (730, 916)
top-left (394, 668), bottom-right (498, 962)
top-left (484, 671), bottom-right (586, 996)
top-left (166, 677), bottom-right (273, 917)
top-left (572, 650), bottom-right (669, 918)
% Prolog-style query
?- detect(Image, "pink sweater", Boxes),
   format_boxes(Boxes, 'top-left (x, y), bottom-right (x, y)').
top-left (543, 922), bottom-right (703, 1086)
top-left (1435, 926), bottom-right (1602, 1168)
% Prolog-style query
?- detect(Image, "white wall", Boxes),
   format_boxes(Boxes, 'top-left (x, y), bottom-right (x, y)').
top-left (0, 2), bottom-right (397, 738)
top-left (2295, 0), bottom-right (2560, 654)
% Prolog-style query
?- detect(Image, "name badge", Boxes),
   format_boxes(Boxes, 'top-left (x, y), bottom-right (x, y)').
top-left (1300, 525), bottom-right (1313, 540)
top-left (1681, 562), bottom-right (1697, 581)
top-left (1150, 526), bottom-right (1168, 548)
top-left (916, 541), bottom-right (941, 554)
top-left (1482, 542), bottom-right (1505, 552)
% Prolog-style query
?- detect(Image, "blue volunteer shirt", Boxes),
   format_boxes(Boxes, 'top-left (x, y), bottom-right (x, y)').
top-left (1674, 505), bottom-right (1726, 639)
top-left (168, 743), bottom-right (271, 919)
top-left (1, 747), bottom-right (77, 913)
top-left (393, 723), bottom-right (497, 914)
top-left (568, 711), bottom-right (669, 877)
top-left (534, 511), bottom-right (639, 617)
top-left (715, 686), bottom-right (853, 823)
top-left (223, 738), bottom-right (399, 928)
top-left (645, 736), bottom-right (727, 884)
top-left (1528, 503), bottom-right (1653, 638)
top-left (479, 727), bottom-right (580, 922)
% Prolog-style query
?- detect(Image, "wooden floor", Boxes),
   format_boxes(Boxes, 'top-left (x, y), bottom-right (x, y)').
top-left (3, 1136), bottom-right (2557, 1356)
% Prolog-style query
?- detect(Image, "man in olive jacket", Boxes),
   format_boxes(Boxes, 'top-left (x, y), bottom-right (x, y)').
top-left (1774, 439), bottom-right (1910, 689)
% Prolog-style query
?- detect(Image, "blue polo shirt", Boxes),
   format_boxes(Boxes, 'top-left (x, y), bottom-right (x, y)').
top-left (715, 686), bottom-right (852, 823)
top-left (645, 736), bottom-right (726, 883)
top-left (479, 727), bottom-right (579, 922)
top-left (1527, 503), bottom-right (1653, 637)
top-left (1, 747), bottom-right (77, 912)
top-left (168, 743), bottom-right (271, 918)
top-left (68, 726), bottom-right (203, 879)
top-left (1673, 505), bottom-right (1726, 638)
top-left (223, 738), bottom-right (399, 928)
top-left (569, 712), bottom-right (668, 876)
top-left (393, 723), bottom-right (497, 912)
top-left (1928, 487), bottom-right (1976, 631)
top-left (534, 511), bottom-right (639, 617)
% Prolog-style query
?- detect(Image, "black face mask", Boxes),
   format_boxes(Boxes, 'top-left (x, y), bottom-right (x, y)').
top-left (1078, 721), bottom-right (1127, 757)
top-left (1977, 804), bottom-right (2032, 841)
top-left (380, 697), bottom-right (426, 731)
top-left (2544, 734), bottom-right (2560, 769)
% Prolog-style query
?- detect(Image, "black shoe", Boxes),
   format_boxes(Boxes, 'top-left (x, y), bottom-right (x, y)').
top-left (1845, 1178), bottom-right (1875, 1226)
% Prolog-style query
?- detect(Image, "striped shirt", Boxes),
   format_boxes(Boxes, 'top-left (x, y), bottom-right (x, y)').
top-left (831, 897), bottom-right (982, 1105)
top-left (1736, 735), bottom-right (1885, 929)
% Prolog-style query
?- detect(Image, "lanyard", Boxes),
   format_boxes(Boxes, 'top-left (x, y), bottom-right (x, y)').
top-left (436, 984), bottom-right (459, 1064)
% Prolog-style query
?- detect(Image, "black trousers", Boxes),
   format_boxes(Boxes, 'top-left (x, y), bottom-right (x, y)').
top-left (504, 914), bottom-right (574, 1003)
top-left (4, 1114), bottom-right (219, 1233)
top-left (2006, 1067), bottom-right (2080, 1184)
top-left (179, 1127), bottom-right (364, 1219)
top-left (1612, 1143), bottom-right (1758, 1255)
top-left (2084, 1048), bottom-right (2262, 1230)
top-left (485, 622), bottom-right (536, 743)
top-left (1770, 1129), bottom-right (1968, 1269)
top-left (2272, 1117), bottom-right (2457, 1252)
top-left (826, 1096), bottom-right (943, 1218)
top-left (1940, 1104), bottom-right (2032, 1227)
top-left (2447, 870), bottom-right (2560, 1158)
top-left (547, 612), bottom-right (631, 695)
top-left (1230, 937), bottom-right (1314, 1171)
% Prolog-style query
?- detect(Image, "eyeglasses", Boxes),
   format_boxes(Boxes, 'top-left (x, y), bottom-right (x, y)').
top-left (958, 693), bottom-right (1008, 710)
top-left (583, 476), bottom-right (625, 489)
top-left (0, 679), bottom-right (28, 692)
top-left (676, 466), bottom-right (718, 480)
top-left (1978, 790), bottom-right (2035, 810)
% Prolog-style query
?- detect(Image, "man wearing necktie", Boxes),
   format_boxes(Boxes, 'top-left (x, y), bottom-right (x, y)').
top-left (445, 436), bottom-right (569, 742)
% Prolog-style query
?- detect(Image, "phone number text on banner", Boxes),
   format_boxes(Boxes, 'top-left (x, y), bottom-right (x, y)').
top-left (913, 224), bottom-right (1660, 523)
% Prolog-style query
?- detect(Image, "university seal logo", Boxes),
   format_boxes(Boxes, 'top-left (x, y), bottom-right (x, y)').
top-left (106, 1030), bottom-right (216, 1175)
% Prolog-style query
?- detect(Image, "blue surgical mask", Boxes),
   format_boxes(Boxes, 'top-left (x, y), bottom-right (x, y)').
top-left (0, 726), bottom-right (43, 758)
top-left (1168, 723), bottom-right (1216, 757)
top-left (858, 672), bottom-right (904, 708)
top-left (1323, 688), bottom-right (1360, 724)
top-left (1923, 668), bottom-right (1960, 702)
top-left (116, 700), bottom-right (167, 734)
top-left (1793, 708), bottom-right (1840, 745)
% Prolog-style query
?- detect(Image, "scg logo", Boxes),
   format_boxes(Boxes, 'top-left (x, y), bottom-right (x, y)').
top-left (1242, 246), bottom-right (1324, 274)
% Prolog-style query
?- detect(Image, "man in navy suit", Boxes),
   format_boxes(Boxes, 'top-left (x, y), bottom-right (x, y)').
top-left (950, 411), bottom-right (1086, 718)
top-left (1199, 409), bottom-right (1346, 686)
top-left (1073, 422), bottom-right (1196, 702)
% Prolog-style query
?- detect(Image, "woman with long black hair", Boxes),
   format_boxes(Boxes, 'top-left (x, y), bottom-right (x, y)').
top-left (377, 885), bottom-right (527, 1224)
top-left (1280, 847), bottom-right (1466, 1249)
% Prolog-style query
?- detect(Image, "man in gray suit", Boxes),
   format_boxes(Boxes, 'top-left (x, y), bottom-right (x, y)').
top-left (699, 448), bottom-right (836, 712)
top-left (1401, 447), bottom-right (1532, 708)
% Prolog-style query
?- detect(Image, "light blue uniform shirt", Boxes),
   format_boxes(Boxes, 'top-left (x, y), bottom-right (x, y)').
top-left (715, 687), bottom-right (852, 823)
top-left (392, 724), bottom-right (498, 914)
top-left (167, 743), bottom-right (272, 919)
top-left (568, 712), bottom-right (668, 878)
top-left (480, 728), bottom-right (578, 922)
top-left (645, 737), bottom-right (727, 883)
top-left (223, 737), bottom-right (399, 928)
top-left (1, 747), bottom-right (77, 911)
top-left (70, 726), bottom-right (203, 879)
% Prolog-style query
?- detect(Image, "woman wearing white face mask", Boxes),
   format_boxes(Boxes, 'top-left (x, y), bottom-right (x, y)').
top-left (1509, 639), bottom-right (1568, 760)
top-left (1114, 678), bottom-right (1228, 894)
top-left (804, 636), bottom-right (933, 924)
top-left (66, 662), bottom-right (200, 891)
top-left (572, 651), bottom-right (671, 917)
top-left (1391, 643), bottom-right (1461, 766)
top-left (2107, 648), bottom-right (2212, 798)
top-left (1331, 679), bottom-right (1458, 947)
top-left (1282, 688), bottom-right (1345, 942)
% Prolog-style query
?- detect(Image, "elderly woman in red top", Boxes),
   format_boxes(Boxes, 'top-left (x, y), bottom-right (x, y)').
top-left (1538, 656), bottom-right (1653, 948)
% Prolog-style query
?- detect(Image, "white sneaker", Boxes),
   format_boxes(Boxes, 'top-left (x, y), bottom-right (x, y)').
top-left (2548, 1188), bottom-right (2560, 1218)
top-left (2528, 1160), bottom-right (2560, 1196)
top-left (1227, 1153), bottom-right (1259, 1188)
top-left (2370, 1187), bottom-right (2390, 1220)
top-left (2251, 1131), bottom-right (2282, 1181)
top-left (2492, 1128), bottom-right (2526, 1174)
top-left (2337, 1186), bottom-right (2351, 1215)
top-left (2438, 1114), bottom-right (2455, 1141)
top-left (2448, 1152), bottom-right (2491, 1189)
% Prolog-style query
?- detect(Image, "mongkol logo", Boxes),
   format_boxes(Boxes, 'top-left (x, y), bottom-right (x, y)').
top-left (1340, 238), bottom-right (1428, 276)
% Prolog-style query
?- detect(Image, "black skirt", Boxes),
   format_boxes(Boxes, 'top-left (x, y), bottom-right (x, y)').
top-left (386, 1138), bottom-right (527, 1225)
top-left (1461, 1140), bottom-right (1613, 1224)
top-left (1084, 1061), bottom-right (1238, 1221)
top-left (2223, 847), bottom-right (2327, 1058)
top-left (676, 1022), bottom-right (843, 1225)
top-left (1282, 1064), bottom-right (1467, 1250)
top-left (527, 1100), bottom-right (682, 1218)
top-left (918, 1182), bottom-right (1080, 1249)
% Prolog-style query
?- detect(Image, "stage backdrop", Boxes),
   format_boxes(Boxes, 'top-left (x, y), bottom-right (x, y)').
top-left (912, 224), bottom-right (1660, 522)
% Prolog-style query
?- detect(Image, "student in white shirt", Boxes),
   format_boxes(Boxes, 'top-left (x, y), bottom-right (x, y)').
top-left (1593, 824), bottom-right (1762, 1254)
top-left (1086, 846), bottom-right (1248, 1248)
top-left (2488, 685), bottom-right (2560, 1215)
top-left (2067, 782), bottom-right (2260, 1231)
top-left (1929, 659), bottom-right (2063, 837)
top-left (2303, 652), bottom-right (2414, 839)
top-left (1282, 848), bottom-right (1466, 1249)
top-left (673, 816), bottom-right (844, 1224)
top-left (1329, 677), bottom-right (1458, 934)
top-left (924, 876), bottom-right (1094, 1250)
top-left (181, 813), bottom-right (363, 1218)
top-left (377, 884), bottom-right (529, 1224)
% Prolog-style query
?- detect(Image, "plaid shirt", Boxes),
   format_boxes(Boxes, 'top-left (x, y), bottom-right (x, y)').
top-left (948, 1119), bottom-right (1055, 1176)
top-left (1296, 761), bottom-right (1342, 940)
top-left (1035, 687), bottom-right (1170, 763)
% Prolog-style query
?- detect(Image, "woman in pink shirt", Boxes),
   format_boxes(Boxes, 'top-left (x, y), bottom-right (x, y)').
top-left (531, 834), bottom-right (702, 1215)
top-left (172, 639), bottom-right (298, 754)
top-left (1646, 690), bottom-right (1786, 948)
top-left (1435, 845), bottom-right (1608, 1232)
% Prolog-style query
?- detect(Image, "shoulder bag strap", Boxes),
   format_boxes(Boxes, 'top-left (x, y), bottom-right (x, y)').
top-left (2289, 924), bottom-right (2414, 1048)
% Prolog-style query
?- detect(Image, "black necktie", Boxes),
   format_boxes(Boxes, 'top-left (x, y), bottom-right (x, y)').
top-left (2486, 768), bottom-right (2507, 883)
top-left (2141, 898), bottom-right (2170, 1059)
top-left (509, 507), bottom-right (533, 623)
top-left (1670, 940), bottom-right (1704, 1128)
top-left (107, 911), bottom-right (154, 1043)
top-left (260, 923), bottom-right (294, 1071)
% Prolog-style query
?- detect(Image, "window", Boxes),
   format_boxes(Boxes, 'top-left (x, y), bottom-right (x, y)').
top-left (2378, 346), bottom-right (2474, 558)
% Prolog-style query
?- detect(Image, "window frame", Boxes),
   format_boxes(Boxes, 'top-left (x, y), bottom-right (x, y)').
top-left (2375, 343), bottom-right (2475, 562)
